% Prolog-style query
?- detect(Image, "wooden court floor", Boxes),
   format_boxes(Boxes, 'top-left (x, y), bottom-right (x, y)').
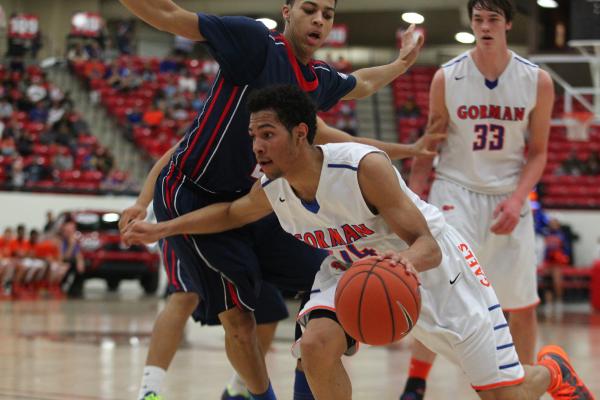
top-left (1, 285), bottom-right (599, 400)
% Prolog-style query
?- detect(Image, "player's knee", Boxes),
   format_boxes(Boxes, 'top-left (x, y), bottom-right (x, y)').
top-left (168, 291), bottom-right (200, 315)
top-left (221, 308), bottom-right (257, 344)
top-left (300, 330), bottom-right (343, 368)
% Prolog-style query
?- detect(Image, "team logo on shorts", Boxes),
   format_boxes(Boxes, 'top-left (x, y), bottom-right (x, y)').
top-left (457, 243), bottom-right (491, 287)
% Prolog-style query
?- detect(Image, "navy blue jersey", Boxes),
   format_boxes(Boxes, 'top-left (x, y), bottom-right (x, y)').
top-left (170, 14), bottom-right (357, 196)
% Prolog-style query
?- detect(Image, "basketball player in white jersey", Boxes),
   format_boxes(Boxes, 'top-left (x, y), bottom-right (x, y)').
top-left (122, 85), bottom-right (592, 400)
top-left (402, 0), bottom-right (556, 398)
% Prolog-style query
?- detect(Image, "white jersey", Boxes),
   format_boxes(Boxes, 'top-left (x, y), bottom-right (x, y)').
top-left (260, 143), bottom-right (446, 264)
top-left (437, 50), bottom-right (539, 194)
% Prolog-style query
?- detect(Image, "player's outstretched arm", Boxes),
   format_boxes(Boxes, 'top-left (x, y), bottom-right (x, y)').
top-left (119, 0), bottom-right (204, 41)
top-left (119, 139), bottom-right (183, 232)
top-left (408, 69), bottom-right (449, 198)
top-left (122, 181), bottom-right (273, 245)
top-left (358, 152), bottom-right (442, 272)
top-left (343, 25), bottom-right (424, 100)
top-left (314, 117), bottom-right (446, 160)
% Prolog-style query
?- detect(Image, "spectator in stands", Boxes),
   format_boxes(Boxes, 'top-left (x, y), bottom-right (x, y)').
top-left (116, 20), bottom-right (134, 55)
top-left (0, 97), bottom-right (13, 119)
top-left (542, 218), bottom-right (570, 313)
top-left (28, 100), bottom-right (48, 123)
top-left (67, 43), bottom-right (89, 64)
top-left (584, 151), bottom-right (600, 175)
top-left (0, 227), bottom-right (15, 297)
top-left (43, 211), bottom-right (55, 233)
top-left (15, 130), bottom-right (34, 156)
top-left (159, 53), bottom-right (182, 73)
top-left (169, 103), bottom-right (188, 122)
top-left (92, 147), bottom-right (114, 175)
top-left (555, 150), bottom-right (586, 176)
top-left (47, 100), bottom-right (66, 127)
top-left (178, 70), bottom-right (197, 93)
top-left (52, 146), bottom-right (74, 171)
top-left (25, 155), bottom-right (52, 183)
top-left (140, 61), bottom-right (157, 83)
top-left (0, 135), bottom-right (17, 156)
top-left (26, 75), bottom-right (47, 104)
top-left (84, 40), bottom-right (103, 60)
top-left (59, 217), bottom-right (85, 298)
top-left (142, 100), bottom-right (166, 127)
top-left (126, 106), bottom-right (143, 126)
top-left (10, 156), bottom-right (25, 188)
top-left (397, 95), bottom-right (421, 119)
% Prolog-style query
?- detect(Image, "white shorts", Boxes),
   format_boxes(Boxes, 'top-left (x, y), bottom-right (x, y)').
top-left (429, 179), bottom-right (539, 311)
top-left (296, 226), bottom-right (525, 390)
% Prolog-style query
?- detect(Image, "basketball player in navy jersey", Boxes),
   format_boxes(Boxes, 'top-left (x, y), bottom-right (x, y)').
top-left (117, 1), bottom-right (438, 399)
top-left (403, 0), bottom-right (555, 399)
top-left (123, 84), bottom-right (594, 400)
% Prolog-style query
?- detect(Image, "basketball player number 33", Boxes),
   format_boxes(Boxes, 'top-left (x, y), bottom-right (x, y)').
top-left (472, 123), bottom-right (505, 151)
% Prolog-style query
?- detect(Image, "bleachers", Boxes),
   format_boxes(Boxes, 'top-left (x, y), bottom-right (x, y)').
top-left (72, 56), bottom-right (357, 158)
top-left (0, 61), bottom-right (130, 193)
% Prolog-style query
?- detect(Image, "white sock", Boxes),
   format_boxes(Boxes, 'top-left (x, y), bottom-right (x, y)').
top-left (226, 372), bottom-right (248, 396)
top-left (138, 366), bottom-right (166, 399)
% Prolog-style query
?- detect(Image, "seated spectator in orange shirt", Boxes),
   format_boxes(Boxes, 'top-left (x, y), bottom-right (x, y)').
top-left (7, 224), bottom-right (31, 258)
top-left (142, 101), bottom-right (166, 127)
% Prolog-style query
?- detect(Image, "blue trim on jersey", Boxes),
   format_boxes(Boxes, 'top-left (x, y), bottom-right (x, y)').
top-left (485, 78), bottom-right (499, 89)
top-left (261, 179), bottom-right (274, 188)
top-left (499, 362), bottom-right (521, 370)
top-left (442, 55), bottom-right (468, 68)
top-left (496, 343), bottom-right (515, 350)
top-left (309, 289), bottom-right (321, 294)
top-left (488, 304), bottom-right (501, 311)
top-left (301, 198), bottom-right (321, 214)
top-left (494, 323), bottom-right (509, 330)
top-left (514, 56), bottom-right (538, 68)
top-left (327, 163), bottom-right (358, 171)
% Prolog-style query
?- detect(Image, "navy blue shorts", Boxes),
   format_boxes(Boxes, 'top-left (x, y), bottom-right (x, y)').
top-left (155, 164), bottom-right (325, 325)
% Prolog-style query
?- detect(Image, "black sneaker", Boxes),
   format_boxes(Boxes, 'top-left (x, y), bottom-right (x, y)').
top-left (400, 377), bottom-right (426, 400)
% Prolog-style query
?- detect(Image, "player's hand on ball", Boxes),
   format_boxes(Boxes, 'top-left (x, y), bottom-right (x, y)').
top-left (119, 203), bottom-right (147, 233)
top-left (122, 220), bottom-right (162, 246)
top-left (377, 252), bottom-right (419, 279)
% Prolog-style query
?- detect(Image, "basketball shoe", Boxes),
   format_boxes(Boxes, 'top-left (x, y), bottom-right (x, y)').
top-left (399, 377), bottom-right (426, 400)
top-left (537, 345), bottom-right (595, 399)
top-left (221, 384), bottom-right (250, 400)
top-left (141, 391), bottom-right (163, 400)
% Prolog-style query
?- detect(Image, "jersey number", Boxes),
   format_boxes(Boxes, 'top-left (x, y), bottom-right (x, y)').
top-left (473, 124), bottom-right (505, 151)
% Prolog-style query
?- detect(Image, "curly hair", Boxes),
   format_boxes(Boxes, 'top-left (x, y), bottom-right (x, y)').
top-left (247, 85), bottom-right (318, 144)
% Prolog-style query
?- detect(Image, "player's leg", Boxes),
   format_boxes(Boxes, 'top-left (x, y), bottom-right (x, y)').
top-left (480, 195), bottom-right (540, 366)
top-left (506, 306), bottom-right (537, 365)
top-left (218, 306), bottom-right (273, 398)
top-left (478, 347), bottom-right (594, 399)
top-left (252, 214), bottom-right (328, 400)
top-left (400, 340), bottom-right (435, 400)
top-left (137, 237), bottom-right (201, 400)
top-left (400, 179), bottom-right (482, 400)
top-left (222, 282), bottom-right (287, 400)
top-left (300, 312), bottom-right (350, 400)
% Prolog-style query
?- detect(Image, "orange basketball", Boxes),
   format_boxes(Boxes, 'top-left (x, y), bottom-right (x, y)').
top-left (334, 256), bottom-right (421, 346)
